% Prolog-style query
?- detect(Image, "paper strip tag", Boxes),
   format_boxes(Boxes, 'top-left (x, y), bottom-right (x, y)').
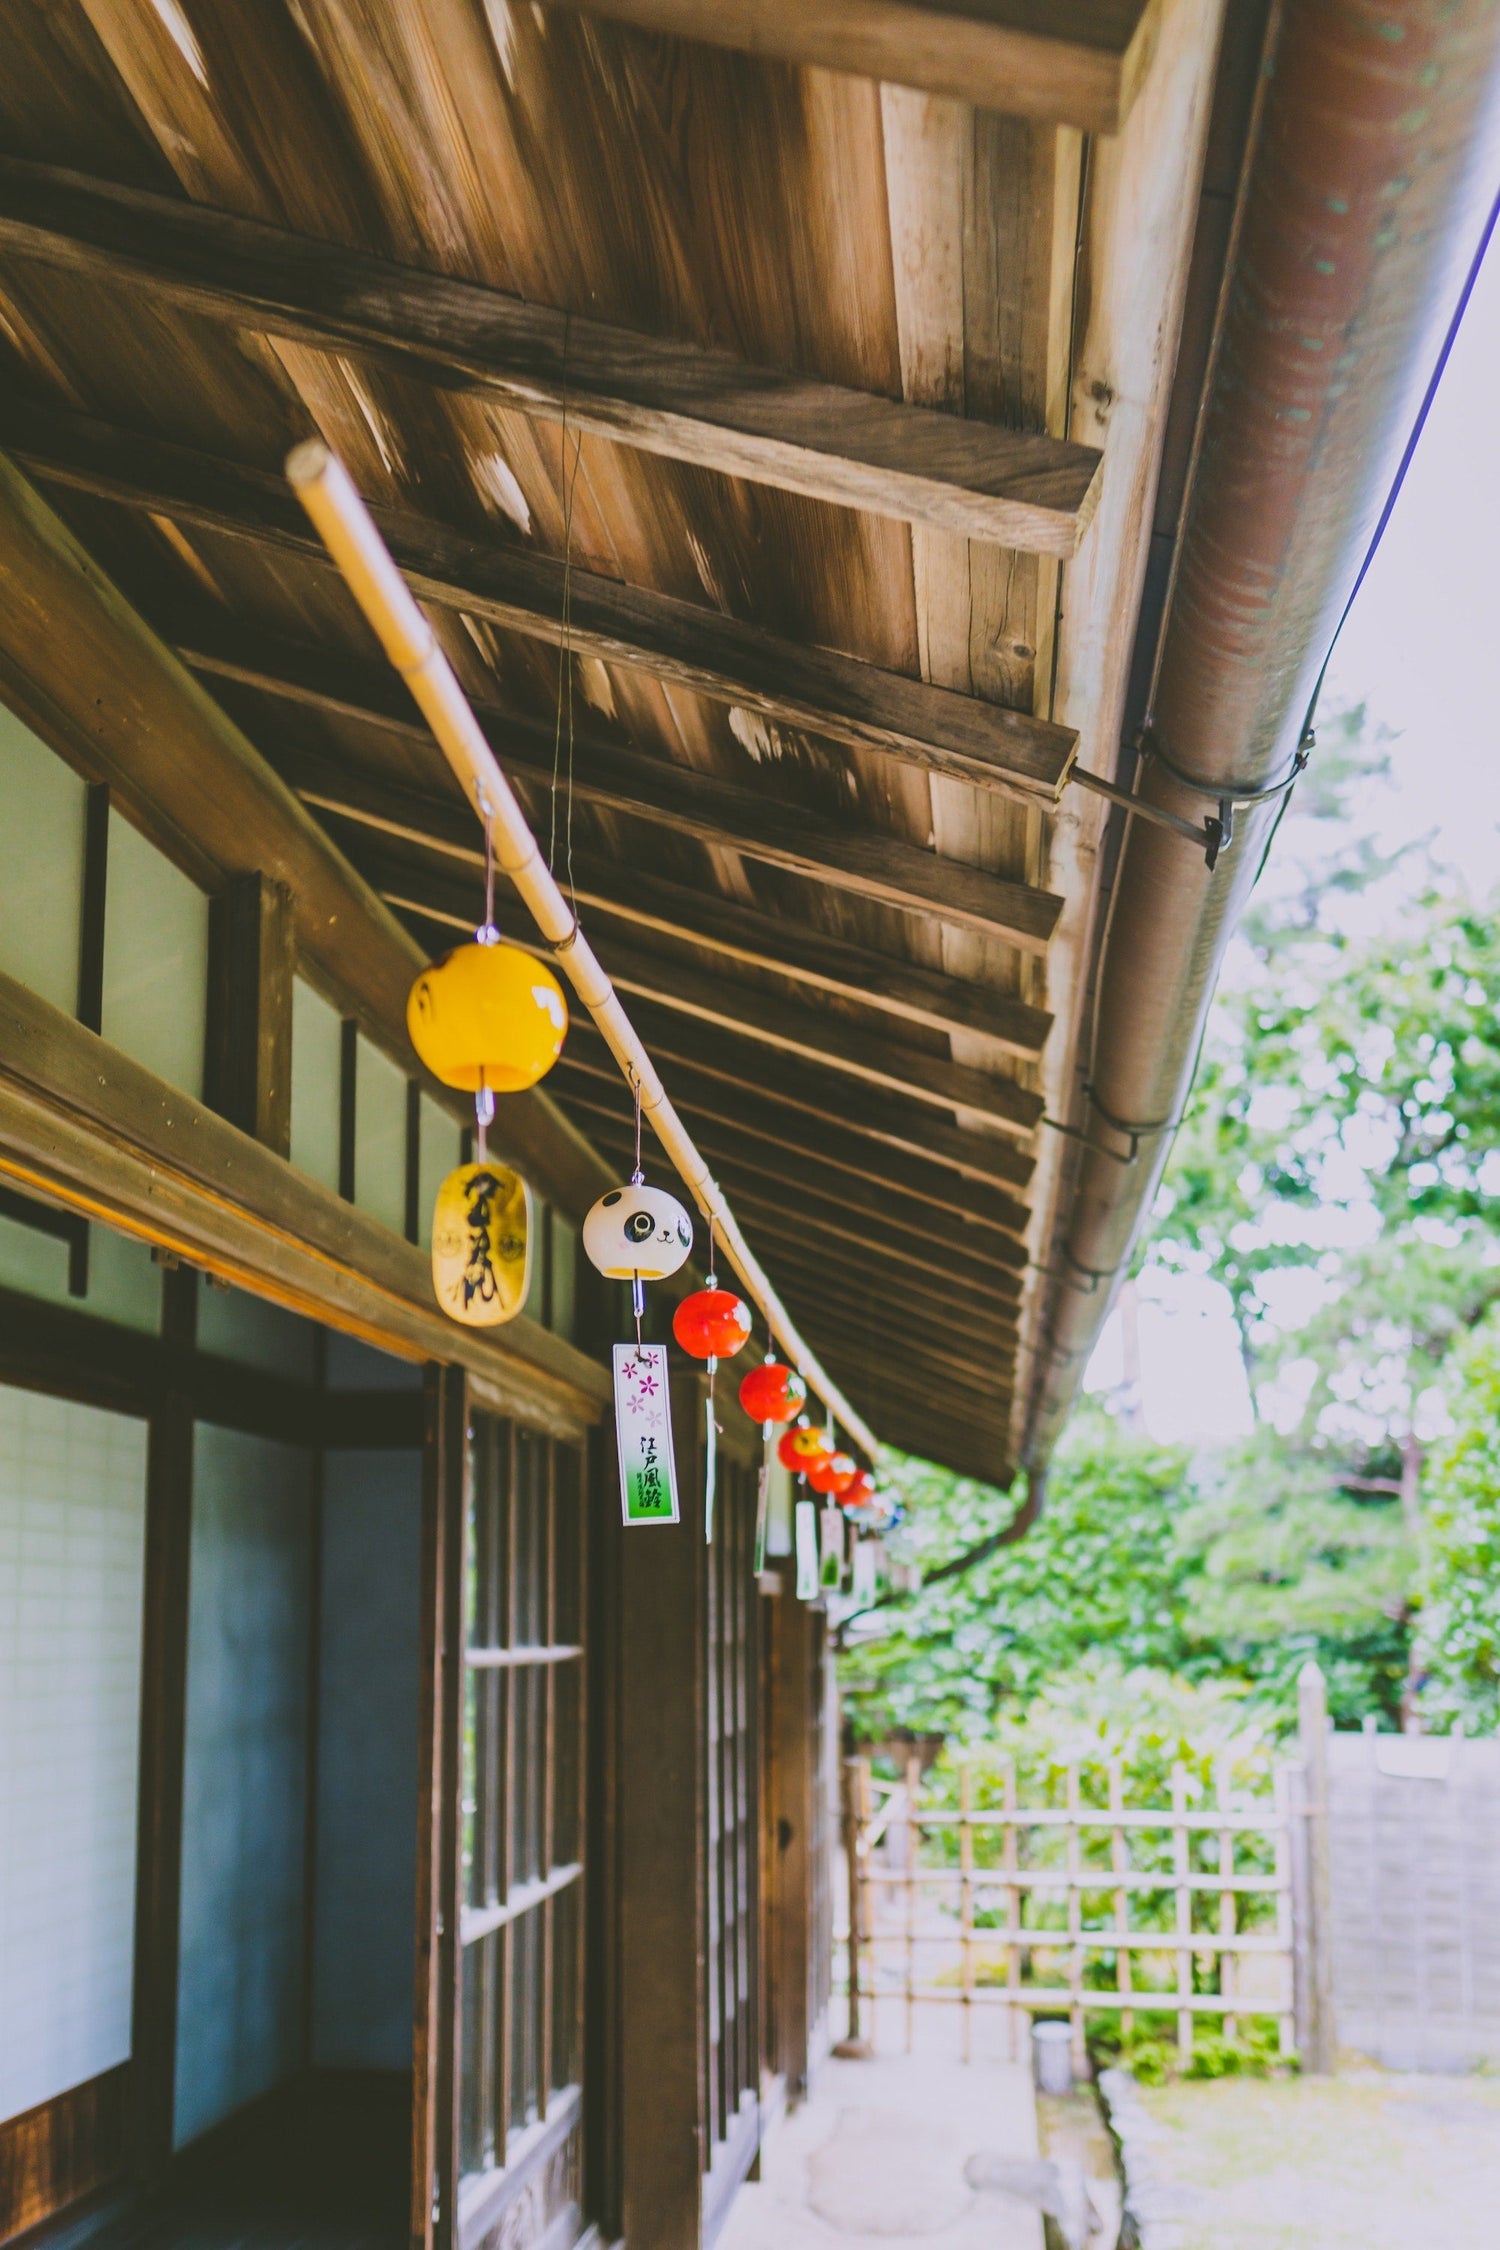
top-left (753, 1458), bottom-right (769, 1575)
top-left (765, 1453), bottom-right (794, 1557)
top-left (794, 1496), bottom-right (819, 1600)
top-left (613, 1344), bottom-right (679, 1526)
top-left (820, 1504), bottom-right (844, 1590)
top-left (851, 1537), bottom-right (877, 1604)
top-left (704, 1390), bottom-right (717, 1545)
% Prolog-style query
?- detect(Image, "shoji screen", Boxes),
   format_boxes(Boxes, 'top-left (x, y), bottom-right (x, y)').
top-left (0, 1386), bottom-right (148, 2122)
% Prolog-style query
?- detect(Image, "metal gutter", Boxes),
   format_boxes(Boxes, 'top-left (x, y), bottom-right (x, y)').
top-left (1023, 0), bottom-right (1500, 1468)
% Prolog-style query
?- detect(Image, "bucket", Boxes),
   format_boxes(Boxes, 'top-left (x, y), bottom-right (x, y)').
top-left (1032, 2019), bottom-right (1073, 2095)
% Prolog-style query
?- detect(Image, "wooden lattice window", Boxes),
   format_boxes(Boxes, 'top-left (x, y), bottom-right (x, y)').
top-left (702, 1449), bottom-right (762, 2194)
top-left (458, 1417), bottom-right (585, 2186)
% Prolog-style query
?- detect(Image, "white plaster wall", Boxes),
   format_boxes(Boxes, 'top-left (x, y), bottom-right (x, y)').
top-left (0, 1388), bottom-right (148, 2122)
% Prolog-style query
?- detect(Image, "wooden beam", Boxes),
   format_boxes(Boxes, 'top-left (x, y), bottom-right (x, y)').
top-left (0, 964), bottom-right (610, 1438)
top-left (816, 1345), bottom-right (1014, 1428)
top-left (776, 1299), bottom-right (1018, 1398)
top-left (566, 1009), bottom-right (1038, 1184)
top-left (392, 882), bottom-right (1040, 1134)
top-left (205, 871), bottom-right (294, 1157)
top-left (728, 1178), bottom-right (1024, 1311)
top-left (551, 1055), bottom-right (1034, 1221)
top-left (737, 1231), bottom-right (1022, 1341)
top-left (557, 1084), bottom-right (1028, 1249)
top-left (579, 1132), bottom-right (1028, 1306)
top-left (771, 1257), bottom-right (1021, 1348)
top-left (4, 399), bottom-right (1079, 812)
top-left (361, 835), bottom-right (1051, 1059)
top-left (730, 1199), bottom-right (1023, 1323)
top-left (543, 1), bottom-right (1162, 134)
top-left (787, 1313), bottom-right (1016, 1403)
top-left (0, 454), bottom-right (609, 1221)
top-left (201, 633), bottom-right (1060, 954)
top-left (583, 1113), bottom-right (1026, 1289)
top-left (0, 157), bottom-right (1102, 555)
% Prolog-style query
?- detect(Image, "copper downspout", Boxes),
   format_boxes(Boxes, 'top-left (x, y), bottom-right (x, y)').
top-left (1023, 0), bottom-right (1500, 1466)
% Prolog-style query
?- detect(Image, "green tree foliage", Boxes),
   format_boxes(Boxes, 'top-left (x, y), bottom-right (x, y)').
top-left (846, 1420), bottom-right (1192, 1740)
top-left (1417, 1310), bottom-right (1500, 1729)
top-left (850, 710), bottom-right (1500, 1739)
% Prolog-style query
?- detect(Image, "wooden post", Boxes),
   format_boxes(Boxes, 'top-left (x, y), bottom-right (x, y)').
top-left (1066, 1762), bottom-right (1085, 2075)
top-left (1216, 1758), bottom-right (1238, 2043)
top-left (205, 871), bottom-right (295, 1155)
top-left (129, 1359), bottom-right (195, 2184)
top-left (1273, 1765), bottom-right (1296, 2061)
top-left (1171, 1763), bottom-right (1192, 2065)
top-left (768, 1562), bottom-right (816, 2102)
top-left (959, 1761), bottom-right (975, 2065)
top-left (412, 1364), bottom-right (467, 2250)
top-left (619, 1372), bottom-right (706, 2248)
top-left (1109, 1760), bottom-right (1133, 2044)
top-left (904, 1753), bottom-right (920, 2055)
top-left (1003, 1757), bottom-right (1021, 2063)
top-left (833, 1755), bottom-right (874, 2059)
top-left (1297, 1660), bottom-right (1337, 2074)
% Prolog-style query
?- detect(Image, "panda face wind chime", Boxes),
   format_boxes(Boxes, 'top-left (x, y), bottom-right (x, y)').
top-left (409, 800), bottom-right (568, 1327)
top-left (582, 1074), bottom-right (698, 1527)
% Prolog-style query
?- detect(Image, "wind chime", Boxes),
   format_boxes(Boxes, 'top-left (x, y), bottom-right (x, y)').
top-left (582, 1075), bottom-right (696, 1526)
top-left (672, 1222), bottom-right (752, 1543)
top-left (409, 803), bottom-right (568, 1326)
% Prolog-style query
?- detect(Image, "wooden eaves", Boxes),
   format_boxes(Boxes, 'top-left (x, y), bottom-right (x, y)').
top-left (0, 0), bottom-right (1230, 1480)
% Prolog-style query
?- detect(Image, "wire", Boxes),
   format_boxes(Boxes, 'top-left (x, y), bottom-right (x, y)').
top-left (1295, 177), bottom-right (1500, 758)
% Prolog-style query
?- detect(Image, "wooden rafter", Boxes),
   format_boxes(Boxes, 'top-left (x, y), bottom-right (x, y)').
top-left (543, 1), bottom-right (1162, 133)
top-left (710, 1247), bottom-right (1020, 1362)
top-left (4, 399), bottom-right (1080, 809)
top-left (582, 1111), bottom-right (1026, 1282)
top-left (361, 835), bottom-right (1051, 1058)
top-left (164, 611), bottom-right (1060, 952)
top-left (555, 1083), bottom-right (1028, 1245)
top-left (552, 1054), bottom-right (1033, 1220)
top-left (0, 158), bottom-right (1102, 555)
top-left (557, 1028), bottom-right (1036, 1192)
top-left (724, 1186), bottom-right (1023, 1313)
top-left (389, 881), bottom-right (1041, 1134)
top-left (775, 1295), bottom-right (1016, 1395)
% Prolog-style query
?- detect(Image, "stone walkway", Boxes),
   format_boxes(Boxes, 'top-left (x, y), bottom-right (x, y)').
top-left (719, 2049), bottom-right (1048, 2249)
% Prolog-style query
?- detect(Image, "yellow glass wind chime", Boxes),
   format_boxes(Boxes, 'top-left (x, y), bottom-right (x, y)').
top-left (407, 803), bottom-right (568, 1325)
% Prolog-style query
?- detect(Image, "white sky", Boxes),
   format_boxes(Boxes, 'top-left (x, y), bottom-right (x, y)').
top-left (1084, 213), bottom-right (1500, 1445)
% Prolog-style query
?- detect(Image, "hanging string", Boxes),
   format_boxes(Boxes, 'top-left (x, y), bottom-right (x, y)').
top-left (628, 1065), bottom-right (646, 1353)
top-left (548, 313), bottom-right (584, 921)
top-left (477, 790), bottom-right (498, 942)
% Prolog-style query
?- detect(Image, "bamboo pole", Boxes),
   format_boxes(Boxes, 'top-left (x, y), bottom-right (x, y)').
top-left (1109, 1759), bottom-right (1133, 2043)
top-left (959, 1761), bottom-right (974, 2064)
top-left (285, 442), bottom-right (877, 1459)
top-left (834, 1755), bottom-right (874, 2059)
top-left (1273, 1765), bottom-right (1296, 2060)
top-left (905, 1754), bottom-right (921, 2057)
top-left (1066, 1761), bottom-right (1084, 2074)
top-left (1172, 1762), bottom-right (1192, 2064)
top-left (1004, 1757), bottom-right (1021, 2063)
top-left (1216, 1757), bottom-right (1238, 2042)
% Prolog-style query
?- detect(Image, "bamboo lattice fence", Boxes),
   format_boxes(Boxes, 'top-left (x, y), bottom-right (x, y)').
top-left (842, 1753), bottom-right (1296, 2070)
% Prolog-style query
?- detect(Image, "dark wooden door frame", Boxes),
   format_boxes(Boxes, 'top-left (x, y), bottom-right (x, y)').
top-left (413, 1364), bottom-right (468, 2250)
